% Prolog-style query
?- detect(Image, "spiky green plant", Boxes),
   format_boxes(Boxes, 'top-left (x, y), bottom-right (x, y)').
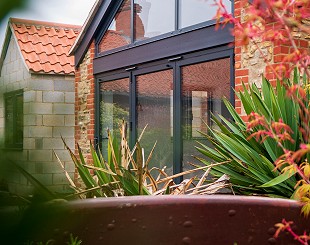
top-left (67, 234), bottom-right (82, 245)
top-left (61, 122), bottom-right (151, 197)
top-left (59, 122), bottom-right (231, 198)
top-left (8, 121), bottom-right (230, 199)
top-left (196, 71), bottom-right (307, 198)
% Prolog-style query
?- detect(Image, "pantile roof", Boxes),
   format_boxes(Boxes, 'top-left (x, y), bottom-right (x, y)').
top-left (6, 18), bottom-right (81, 75)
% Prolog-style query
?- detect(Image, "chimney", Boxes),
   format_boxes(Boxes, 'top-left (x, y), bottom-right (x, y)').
top-left (115, 0), bottom-right (145, 40)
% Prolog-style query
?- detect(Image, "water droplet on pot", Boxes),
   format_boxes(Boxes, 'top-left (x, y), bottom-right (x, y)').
top-left (268, 238), bottom-right (276, 244)
top-left (132, 218), bottom-right (137, 223)
top-left (107, 223), bottom-right (115, 231)
top-left (228, 209), bottom-right (236, 216)
top-left (125, 203), bottom-right (132, 207)
top-left (142, 225), bottom-right (146, 230)
top-left (182, 237), bottom-right (191, 244)
top-left (183, 221), bottom-right (193, 228)
top-left (168, 216), bottom-right (173, 221)
top-left (99, 236), bottom-right (103, 240)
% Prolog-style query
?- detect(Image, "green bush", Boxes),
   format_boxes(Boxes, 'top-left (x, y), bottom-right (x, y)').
top-left (196, 72), bottom-right (308, 198)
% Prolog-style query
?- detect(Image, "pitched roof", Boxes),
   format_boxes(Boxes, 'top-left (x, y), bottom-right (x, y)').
top-left (69, 0), bottom-right (119, 66)
top-left (69, 0), bottom-right (103, 56)
top-left (1, 18), bottom-right (81, 75)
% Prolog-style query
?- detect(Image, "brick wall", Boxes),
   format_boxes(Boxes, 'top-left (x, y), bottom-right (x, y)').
top-left (0, 35), bottom-right (75, 195)
top-left (75, 41), bottom-right (95, 166)
top-left (234, 1), bottom-right (310, 120)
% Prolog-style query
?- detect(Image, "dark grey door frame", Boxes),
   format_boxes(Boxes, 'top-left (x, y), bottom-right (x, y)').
top-left (95, 45), bottom-right (234, 183)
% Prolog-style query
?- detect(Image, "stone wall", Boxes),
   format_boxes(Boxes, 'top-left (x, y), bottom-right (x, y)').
top-left (0, 35), bottom-right (75, 195)
top-left (75, 42), bottom-right (95, 164)
top-left (234, 1), bottom-right (310, 119)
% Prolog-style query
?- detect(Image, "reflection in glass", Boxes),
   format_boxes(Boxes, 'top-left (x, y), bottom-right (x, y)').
top-left (136, 69), bottom-right (173, 173)
top-left (179, 0), bottom-right (232, 28)
top-left (134, 0), bottom-right (175, 41)
top-left (98, 0), bottom-right (132, 53)
top-left (182, 58), bottom-right (231, 172)
top-left (99, 78), bottom-right (130, 157)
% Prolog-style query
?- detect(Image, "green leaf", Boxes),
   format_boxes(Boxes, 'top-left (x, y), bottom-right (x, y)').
top-left (260, 170), bottom-right (296, 188)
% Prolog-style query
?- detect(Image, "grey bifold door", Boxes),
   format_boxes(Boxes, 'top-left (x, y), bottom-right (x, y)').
top-left (97, 49), bottom-right (233, 181)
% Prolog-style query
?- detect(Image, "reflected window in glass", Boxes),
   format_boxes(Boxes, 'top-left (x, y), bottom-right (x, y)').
top-left (98, 0), bottom-right (132, 53)
top-left (136, 69), bottom-right (174, 172)
top-left (134, 0), bottom-right (175, 41)
top-left (99, 78), bottom-right (130, 157)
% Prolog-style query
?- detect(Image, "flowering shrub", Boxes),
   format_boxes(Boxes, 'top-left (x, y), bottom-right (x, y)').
top-left (211, 0), bottom-right (310, 242)
top-left (214, 0), bottom-right (309, 79)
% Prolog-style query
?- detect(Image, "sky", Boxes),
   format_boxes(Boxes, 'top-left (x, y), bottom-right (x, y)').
top-left (0, 0), bottom-right (97, 49)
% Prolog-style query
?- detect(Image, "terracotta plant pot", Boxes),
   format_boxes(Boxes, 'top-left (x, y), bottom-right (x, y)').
top-left (7, 196), bottom-right (310, 244)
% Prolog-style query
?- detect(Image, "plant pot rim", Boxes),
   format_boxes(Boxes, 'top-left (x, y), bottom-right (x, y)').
top-left (58, 194), bottom-right (301, 209)
top-left (18, 195), bottom-right (306, 245)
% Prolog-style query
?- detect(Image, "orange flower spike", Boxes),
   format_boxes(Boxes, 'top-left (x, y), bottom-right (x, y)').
top-left (274, 219), bottom-right (293, 238)
top-left (272, 119), bottom-right (293, 134)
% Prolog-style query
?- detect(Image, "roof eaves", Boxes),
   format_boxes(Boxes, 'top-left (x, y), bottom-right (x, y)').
top-left (70, 0), bottom-right (122, 67)
top-left (69, 0), bottom-right (103, 56)
top-left (8, 19), bottom-right (31, 74)
top-left (0, 22), bottom-right (12, 76)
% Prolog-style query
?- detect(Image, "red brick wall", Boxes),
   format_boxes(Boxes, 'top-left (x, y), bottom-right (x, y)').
top-left (75, 41), bottom-right (95, 170)
top-left (234, 0), bottom-right (309, 121)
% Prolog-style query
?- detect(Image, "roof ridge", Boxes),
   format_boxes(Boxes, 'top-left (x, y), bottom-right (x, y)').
top-left (10, 17), bottom-right (81, 30)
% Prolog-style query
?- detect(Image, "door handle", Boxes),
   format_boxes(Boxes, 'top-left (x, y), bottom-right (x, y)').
top-left (168, 56), bottom-right (183, 62)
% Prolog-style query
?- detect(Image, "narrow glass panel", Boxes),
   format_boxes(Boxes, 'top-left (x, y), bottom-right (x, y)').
top-left (179, 0), bottom-right (232, 28)
top-left (182, 58), bottom-right (231, 172)
top-left (136, 69), bottom-right (173, 173)
top-left (98, 0), bottom-right (132, 53)
top-left (134, 0), bottom-right (175, 41)
top-left (99, 78), bottom-right (130, 157)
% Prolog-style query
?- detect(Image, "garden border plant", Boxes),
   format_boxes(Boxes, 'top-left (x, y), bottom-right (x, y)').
top-left (205, 0), bottom-right (310, 242)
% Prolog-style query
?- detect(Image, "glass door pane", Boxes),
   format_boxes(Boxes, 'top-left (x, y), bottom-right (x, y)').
top-left (136, 69), bottom-right (173, 173)
top-left (181, 58), bottom-right (231, 172)
top-left (179, 0), bottom-right (232, 28)
top-left (134, 0), bottom-right (175, 41)
top-left (99, 78), bottom-right (130, 157)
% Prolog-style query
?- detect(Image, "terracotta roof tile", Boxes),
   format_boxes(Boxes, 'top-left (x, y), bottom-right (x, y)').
top-left (10, 18), bottom-right (81, 75)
